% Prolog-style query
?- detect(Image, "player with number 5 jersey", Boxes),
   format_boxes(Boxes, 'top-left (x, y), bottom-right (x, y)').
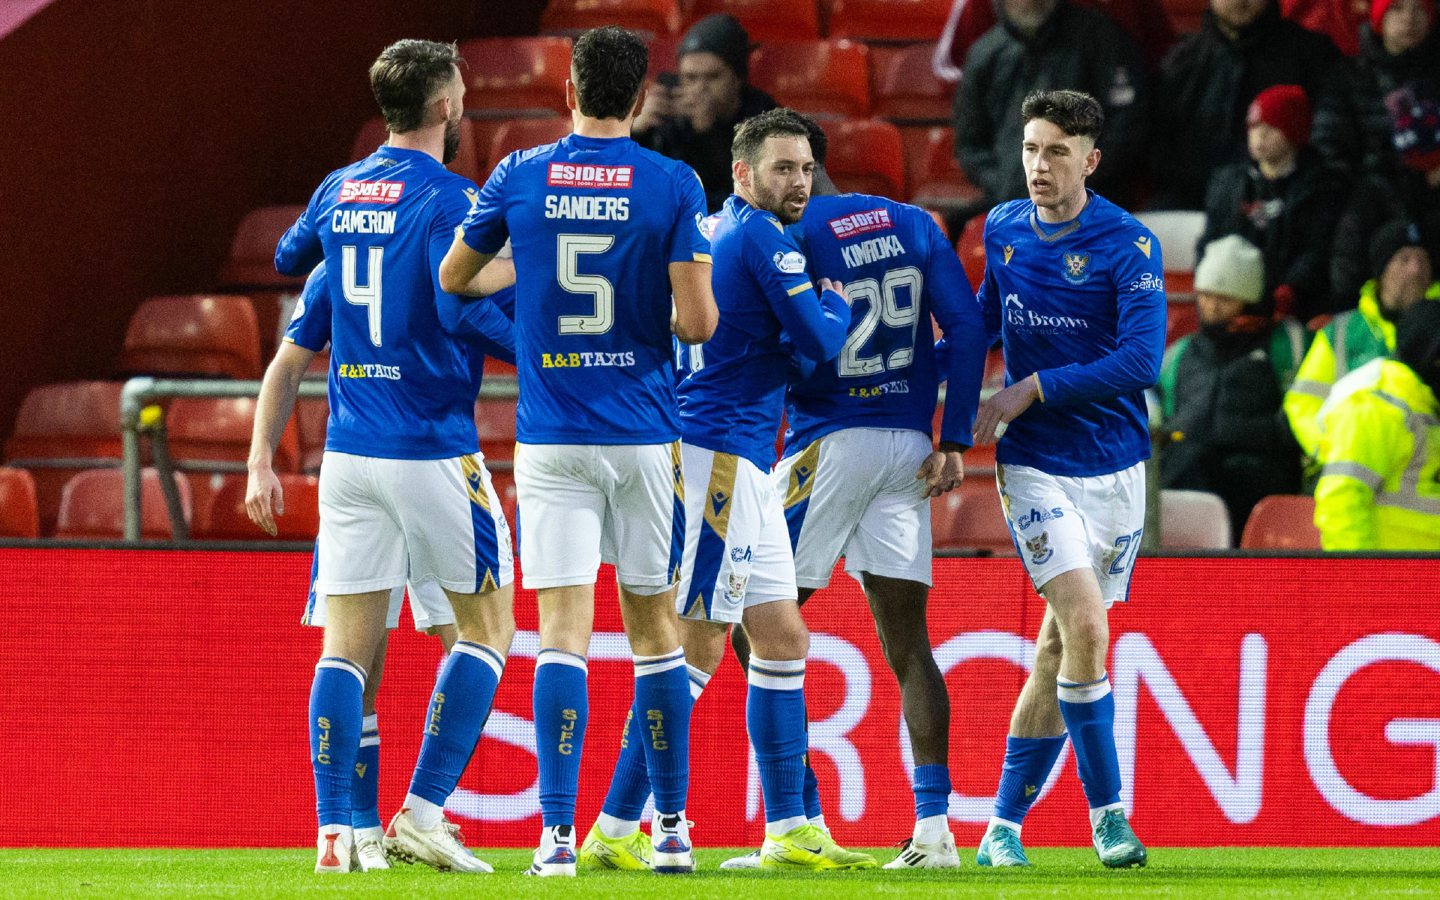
top-left (440, 26), bottom-right (717, 877)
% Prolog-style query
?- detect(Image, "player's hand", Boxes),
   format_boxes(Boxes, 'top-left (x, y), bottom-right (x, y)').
top-left (245, 466), bottom-right (284, 537)
top-left (818, 277), bottom-right (850, 305)
top-left (633, 82), bottom-right (673, 132)
top-left (973, 375), bottom-right (1040, 445)
top-left (916, 449), bottom-right (965, 498)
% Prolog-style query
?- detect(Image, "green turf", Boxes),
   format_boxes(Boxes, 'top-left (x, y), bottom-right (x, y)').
top-left (1, 848), bottom-right (1437, 898)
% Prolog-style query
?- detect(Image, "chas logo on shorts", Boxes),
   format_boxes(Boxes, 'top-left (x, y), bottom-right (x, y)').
top-left (338, 180), bottom-right (404, 204)
top-left (547, 163), bottom-right (633, 189)
top-left (828, 208), bottom-right (892, 239)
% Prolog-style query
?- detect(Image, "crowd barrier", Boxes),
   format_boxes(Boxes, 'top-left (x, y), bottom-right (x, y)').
top-left (2, 549), bottom-right (1436, 847)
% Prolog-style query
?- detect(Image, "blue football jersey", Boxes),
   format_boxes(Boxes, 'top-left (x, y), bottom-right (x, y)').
top-left (978, 191), bottom-right (1166, 477)
top-left (275, 146), bottom-right (484, 460)
top-left (785, 194), bottom-right (989, 455)
top-left (459, 134), bottom-right (711, 445)
top-left (679, 195), bottom-right (850, 471)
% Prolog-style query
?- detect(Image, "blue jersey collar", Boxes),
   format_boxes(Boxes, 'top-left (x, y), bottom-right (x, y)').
top-left (374, 145), bottom-right (444, 167)
top-left (1029, 189), bottom-right (1097, 243)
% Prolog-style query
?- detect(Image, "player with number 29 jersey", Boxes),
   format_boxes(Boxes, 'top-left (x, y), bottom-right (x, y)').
top-left (458, 134), bottom-right (711, 445)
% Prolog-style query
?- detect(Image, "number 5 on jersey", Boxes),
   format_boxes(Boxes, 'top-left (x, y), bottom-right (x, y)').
top-left (557, 233), bottom-right (615, 336)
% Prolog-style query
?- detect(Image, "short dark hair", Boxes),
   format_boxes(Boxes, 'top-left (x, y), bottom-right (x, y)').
top-left (1021, 89), bottom-right (1104, 141)
top-left (369, 39), bottom-right (461, 134)
top-left (572, 26), bottom-right (648, 120)
top-left (732, 107), bottom-right (813, 166)
top-left (798, 113), bottom-right (828, 167)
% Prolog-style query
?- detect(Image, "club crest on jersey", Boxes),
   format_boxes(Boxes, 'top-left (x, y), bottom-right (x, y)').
top-left (1061, 252), bottom-right (1092, 285)
top-left (1026, 531), bottom-right (1054, 565)
top-left (1003, 245), bottom-right (1015, 265)
top-left (773, 251), bottom-right (807, 274)
top-left (338, 180), bottom-right (404, 204)
top-left (546, 163), bottom-right (633, 189)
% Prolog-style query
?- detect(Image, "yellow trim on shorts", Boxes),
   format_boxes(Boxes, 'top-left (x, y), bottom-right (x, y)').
top-left (461, 454), bottom-right (491, 512)
top-left (703, 452), bottom-right (739, 541)
top-left (783, 440), bottom-right (822, 509)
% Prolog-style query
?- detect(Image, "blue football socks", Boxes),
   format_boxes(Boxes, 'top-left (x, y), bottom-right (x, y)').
top-left (747, 656), bottom-right (808, 832)
top-left (1058, 673), bottom-right (1123, 816)
top-left (992, 734), bottom-right (1068, 827)
top-left (534, 649), bottom-right (589, 828)
top-left (351, 714), bottom-right (381, 830)
top-left (310, 657), bottom-right (366, 827)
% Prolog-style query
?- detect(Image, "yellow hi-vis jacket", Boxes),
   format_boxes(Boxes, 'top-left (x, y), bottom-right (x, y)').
top-left (1315, 358), bottom-right (1440, 550)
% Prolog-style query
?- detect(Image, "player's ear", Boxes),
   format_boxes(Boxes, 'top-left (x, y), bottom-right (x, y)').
top-left (564, 78), bottom-right (578, 113)
top-left (629, 85), bottom-right (646, 120)
top-left (1084, 145), bottom-right (1101, 177)
top-left (732, 157), bottom-right (750, 190)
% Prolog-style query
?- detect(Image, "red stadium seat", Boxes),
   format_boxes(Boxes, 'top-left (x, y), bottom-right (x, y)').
top-left (931, 478), bottom-right (1013, 555)
top-left (0, 467), bottom-right (39, 538)
top-left (164, 397), bottom-right (300, 473)
top-left (458, 37), bottom-right (573, 118)
top-left (54, 467), bottom-right (191, 541)
top-left (194, 473), bottom-right (320, 541)
top-left (1166, 299), bottom-right (1199, 345)
top-left (1240, 494), bottom-right (1321, 550)
top-left (295, 395), bottom-right (328, 474)
top-left (827, 0), bottom-right (951, 42)
top-left (488, 118), bottom-right (574, 171)
top-left (821, 118), bottom-right (905, 198)
top-left (1160, 489), bottom-right (1232, 549)
top-left (4, 381), bottom-right (125, 536)
top-left (750, 40), bottom-right (871, 118)
top-left (871, 43), bottom-right (951, 123)
top-left (903, 125), bottom-right (983, 211)
top-left (350, 115), bottom-right (485, 185)
top-left (685, 0), bottom-right (821, 42)
top-left (956, 213), bottom-right (987, 290)
top-left (542, 0), bottom-right (682, 38)
top-left (220, 205), bottom-right (307, 287)
top-left (119, 294), bottom-right (262, 380)
top-left (475, 398), bottom-right (518, 467)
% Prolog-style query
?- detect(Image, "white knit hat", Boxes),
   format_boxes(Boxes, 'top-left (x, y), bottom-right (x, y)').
top-left (1194, 234), bottom-right (1265, 304)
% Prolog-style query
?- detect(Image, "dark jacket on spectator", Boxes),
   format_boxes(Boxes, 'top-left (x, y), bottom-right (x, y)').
top-left (1330, 172), bottom-right (1440, 308)
top-left (1354, 25), bottom-right (1440, 174)
top-left (953, 0), bottom-right (1150, 209)
top-left (1153, 2), bottom-right (1354, 209)
top-left (635, 85), bottom-right (776, 212)
top-left (1158, 319), bottom-right (1308, 538)
top-left (1200, 149), bottom-right (1344, 320)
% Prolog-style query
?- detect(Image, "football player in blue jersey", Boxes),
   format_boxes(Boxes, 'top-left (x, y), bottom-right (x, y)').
top-left (969, 90), bottom-right (1163, 870)
top-left (250, 40), bottom-right (518, 875)
top-left (438, 26), bottom-right (718, 876)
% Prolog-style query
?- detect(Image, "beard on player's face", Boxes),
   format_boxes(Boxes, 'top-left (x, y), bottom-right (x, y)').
top-left (442, 116), bottom-right (462, 165)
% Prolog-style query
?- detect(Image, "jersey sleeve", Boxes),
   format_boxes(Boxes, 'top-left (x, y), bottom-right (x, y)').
top-left (668, 167), bottom-right (713, 264)
top-left (433, 180), bottom-right (517, 365)
top-left (924, 217), bottom-right (987, 447)
top-left (1034, 229), bottom-right (1166, 406)
top-left (744, 219), bottom-right (848, 361)
top-left (282, 263), bottom-right (331, 352)
top-left (458, 153), bottom-right (512, 255)
top-left (274, 177), bottom-right (331, 277)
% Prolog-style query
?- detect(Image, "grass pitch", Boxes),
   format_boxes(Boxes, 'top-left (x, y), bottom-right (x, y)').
top-left (0, 847), bottom-right (1436, 898)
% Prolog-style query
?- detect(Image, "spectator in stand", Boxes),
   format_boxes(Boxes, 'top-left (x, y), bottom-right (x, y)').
top-left (1280, 0), bottom-right (1368, 57)
top-left (1353, 0), bottom-right (1439, 174)
top-left (632, 14), bottom-right (776, 212)
top-left (1313, 300), bottom-right (1440, 550)
top-left (1287, 220), bottom-right (1439, 460)
top-left (1199, 85), bottom-right (1342, 322)
top-left (953, 0), bottom-right (1150, 214)
top-left (1153, 0), bottom-right (1355, 210)
top-left (1157, 235), bottom-right (1308, 538)
top-left (1330, 80), bottom-right (1440, 304)
top-left (932, 0), bottom-right (1176, 80)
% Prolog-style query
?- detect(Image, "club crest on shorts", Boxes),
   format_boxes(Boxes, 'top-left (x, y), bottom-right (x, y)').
top-left (724, 571), bottom-right (750, 603)
top-left (1026, 531), bottom-right (1054, 565)
top-left (1061, 252), bottom-right (1092, 285)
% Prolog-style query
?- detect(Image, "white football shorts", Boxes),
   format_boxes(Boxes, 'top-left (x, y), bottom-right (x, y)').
top-left (303, 575), bottom-right (454, 632)
top-left (676, 443), bottom-right (798, 624)
top-left (314, 450), bottom-right (513, 597)
top-left (774, 427), bottom-right (933, 589)
top-left (513, 442), bottom-right (683, 593)
top-left (997, 460), bottom-right (1146, 604)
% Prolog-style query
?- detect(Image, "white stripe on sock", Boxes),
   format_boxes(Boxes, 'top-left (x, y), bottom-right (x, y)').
top-left (687, 663), bottom-right (711, 700)
top-left (748, 656), bottom-right (804, 691)
top-left (1057, 673), bottom-right (1111, 704)
top-left (316, 658), bottom-right (366, 687)
top-left (453, 641), bottom-right (505, 679)
top-left (536, 648), bottom-right (588, 672)
top-left (634, 650), bottom-right (687, 678)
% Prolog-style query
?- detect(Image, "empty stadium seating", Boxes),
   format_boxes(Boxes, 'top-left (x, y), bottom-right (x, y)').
top-left (870, 43), bottom-right (951, 123)
top-left (0, 467), bottom-right (39, 538)
top-left (194, 473), bottom-right (319, 541)
top-left (957, 214), bottom-right (987, 290)
top-left (932, 477), bottom-right (1014, 555)
top-left (685, 0), bottom-right (821, 42)
top-left (826, 0), bottom-right (951, 42)
top-left (1240, 494), bottom-right (1321, 550)
top-left (219, 204), bottom-right (308, 360)
top-left (295, 396), bottom-right (328, 474)
top-left (542, 0), bottom-right (682, 38)
top-left (821, 118), bottom-right (905, 198)
top-left (902, 125), bottom-right (982, 211)
top-left (350, 115), bottom-right (485, 185)
top-left (459, 37), bottom-right (573, 117)
top-left (118, 294), bottom-right (262, 380)
top-left (487, 118), bottom-right (574, 171)
top-left (54, 467), bottom-right (191, 541)
top-left (1160, 489), bottom-right (1232, 549)
top-left (750, 40), bottom-right (871, 118)
top-left (164, 397), bottom-right (299, 473)
top-left (5, 381), bottom-right (126, 535)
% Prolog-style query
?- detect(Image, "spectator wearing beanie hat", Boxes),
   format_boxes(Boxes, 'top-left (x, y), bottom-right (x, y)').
top-left (1286, 219), bottom-right (1440, 460)
top-left (1157, 233), bottom-right (1309, 538)
top-left (1199, 84), bottom-right (1343, 322)
top-left (1352, 0), bottom-right (1439, 175)
top-left (633, 13), bottom-right (776, 211)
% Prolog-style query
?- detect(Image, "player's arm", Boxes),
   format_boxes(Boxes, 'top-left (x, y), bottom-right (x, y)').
top-left (439, 237), bottom-right (499, 296)
top-left (667, 167), bottom-right (719, 344)
top-left (444, 284), bottom-right (518, 366)
top-left (431, 199), bottom-right (517, 364)
top-left (274, 179), bottom-right (330, 277)
top-left (748, 227), bottom-right (849, 361)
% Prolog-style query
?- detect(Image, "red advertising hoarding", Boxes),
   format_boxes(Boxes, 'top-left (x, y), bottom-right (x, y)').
top-left (1, 549), bottom-right (1437, 848)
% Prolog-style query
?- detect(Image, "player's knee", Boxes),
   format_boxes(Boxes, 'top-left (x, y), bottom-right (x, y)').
top-left (745, 605), bottom-right (809, 661)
